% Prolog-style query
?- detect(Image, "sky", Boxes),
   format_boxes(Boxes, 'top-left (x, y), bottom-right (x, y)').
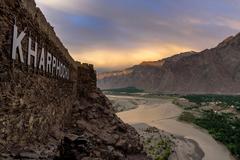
top-left (35, 0), bottom-right (240, 72)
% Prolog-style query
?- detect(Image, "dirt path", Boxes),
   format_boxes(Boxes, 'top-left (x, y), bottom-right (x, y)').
top-left (113, 95), bottom-right (235, 160)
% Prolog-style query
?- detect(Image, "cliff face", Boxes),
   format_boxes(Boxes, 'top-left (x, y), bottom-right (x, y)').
top-left (0, 0), bottom-right (146, 159)
top-left (98, 35), bottom-right (240, 94)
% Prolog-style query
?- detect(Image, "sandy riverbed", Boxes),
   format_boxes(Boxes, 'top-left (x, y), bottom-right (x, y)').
top-left (109, 95), bottom-right (235, 160)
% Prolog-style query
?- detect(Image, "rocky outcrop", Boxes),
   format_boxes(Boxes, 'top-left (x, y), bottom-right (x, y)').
top-left (0, 0), bottom-right (147, 159)
top-left (98, 35), bottom-right (240, 94)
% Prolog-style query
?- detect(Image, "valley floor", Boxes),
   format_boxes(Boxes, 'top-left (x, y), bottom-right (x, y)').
top-left (108, 95), bottom-right (235, 160)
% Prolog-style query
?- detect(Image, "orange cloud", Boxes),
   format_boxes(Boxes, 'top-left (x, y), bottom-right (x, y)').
top-left (72, 44), bottom-right (194, 69)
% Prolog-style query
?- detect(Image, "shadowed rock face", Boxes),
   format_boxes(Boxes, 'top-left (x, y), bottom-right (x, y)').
top-left (0, 0), bottom-right (148, 159)
top-left (98, 35), bottom-right (240, 94)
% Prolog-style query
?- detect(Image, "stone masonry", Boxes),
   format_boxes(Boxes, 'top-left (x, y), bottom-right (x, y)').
top-left (0, 0), bottom-right (148, 159)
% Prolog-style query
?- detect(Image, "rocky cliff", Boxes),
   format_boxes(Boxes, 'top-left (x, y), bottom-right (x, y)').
top-left (98, 35), bottom-right (240, 94)
top-left (0, 0), bottom-right (147, 159)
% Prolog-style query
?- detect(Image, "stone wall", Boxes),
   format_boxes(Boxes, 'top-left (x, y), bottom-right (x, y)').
top-left (0, 0), bottom-right (79, 155)
top-left (77, 63), bottom-right (97, 97)
top-left (21, 0), bottom-right (77, 70)
top-left (0, 0), bottom-right (147, 159)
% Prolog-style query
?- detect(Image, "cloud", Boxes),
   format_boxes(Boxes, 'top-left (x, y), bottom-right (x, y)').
top-left (35, 0), bottom-right (240, 71)
top-left (216, 17), bottom-right (240, 31)
top-left (72, 44), bottom-right (193, 70)
top-left (36, 0), bottom-right (83, 12)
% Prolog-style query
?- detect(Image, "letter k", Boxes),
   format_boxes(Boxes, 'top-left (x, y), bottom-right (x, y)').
top-left (12, 25), bottom-right (26, 63)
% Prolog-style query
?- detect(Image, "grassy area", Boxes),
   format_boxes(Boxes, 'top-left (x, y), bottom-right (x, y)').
top-left (144, 136), bottom-right (172, 160)
top-left (182, 95), bottom-right (240, 111)
top-left (178, 111), bottom-right (195, 123)
top-left (103, 87), bottom-right (144, 94)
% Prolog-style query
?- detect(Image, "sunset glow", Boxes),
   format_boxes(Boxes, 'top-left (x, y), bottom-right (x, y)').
top-left (35, 0), bottom-right (240, 71)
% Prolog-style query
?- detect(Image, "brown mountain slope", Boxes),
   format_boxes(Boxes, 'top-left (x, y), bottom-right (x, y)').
top-left (97, 35), bottom-right (240, 94)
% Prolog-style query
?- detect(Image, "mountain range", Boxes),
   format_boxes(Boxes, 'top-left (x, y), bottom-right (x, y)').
top-left (97, 34), bottom-right (240, 94)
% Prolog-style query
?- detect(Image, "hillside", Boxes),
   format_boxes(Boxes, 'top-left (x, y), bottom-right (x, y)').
top-left (98, 35), bottom-right (240, 94)
top-left (0, 0), bottom-right (147, 159)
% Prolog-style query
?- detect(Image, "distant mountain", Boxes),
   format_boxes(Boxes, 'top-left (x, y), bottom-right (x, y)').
top-left (97, 34), bottom-right (240, 94)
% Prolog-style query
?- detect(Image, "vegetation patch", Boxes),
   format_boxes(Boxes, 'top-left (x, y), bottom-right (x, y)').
top-left (182, 95), bottom-right (240, 111)
top-left (174, 95), bottom-right (240, 159)
top-left (142, 127), bottom-right (173, 160)
top-left (194, 111), bottom-right (240, 159)
top-left (144, 138), bottom-right (172, 160)
top-left (103, 87), bottom-right (144, 94)
top-left (178, 111), bottom-right (195, 123)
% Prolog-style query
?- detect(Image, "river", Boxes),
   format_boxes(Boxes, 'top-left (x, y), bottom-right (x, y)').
top-left (110, 95), bottom-right (235, 160)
